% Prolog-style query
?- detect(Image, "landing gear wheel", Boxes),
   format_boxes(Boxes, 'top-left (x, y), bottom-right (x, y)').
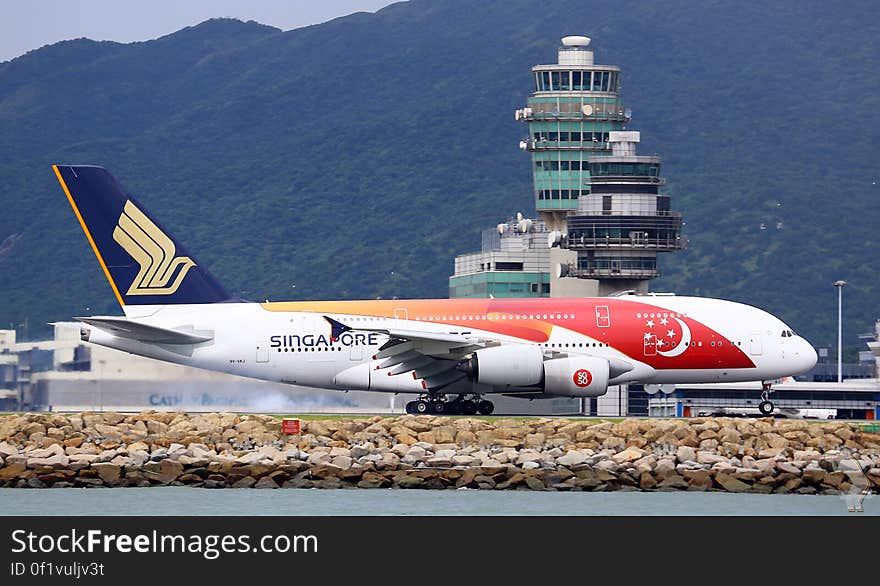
top-left (759, 400), bottom-right (774, 415)
top-left (477, 400), bottom-right (495, 415)
top-left (460, 400), bottom-right (478, 415)
top-left (405, 401), bottom-right (417, 414)
top-left (414, 400), bottom-right (431, 414)
top-left (432, 400), bottom-right (446, 414)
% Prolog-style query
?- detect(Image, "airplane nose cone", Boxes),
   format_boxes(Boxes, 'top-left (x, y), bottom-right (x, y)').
top-left (794, 338), bottom-right (818, 374)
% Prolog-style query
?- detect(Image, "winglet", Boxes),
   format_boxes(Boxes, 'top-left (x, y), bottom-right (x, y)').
top-left (323, 316), bottom-right (352, 342)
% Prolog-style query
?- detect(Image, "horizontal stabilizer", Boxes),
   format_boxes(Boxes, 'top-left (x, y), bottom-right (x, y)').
top-left (77, 316), bottom-right (213, 345)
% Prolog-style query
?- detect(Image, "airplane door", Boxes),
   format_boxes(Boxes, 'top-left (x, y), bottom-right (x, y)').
top-left (350, 344), bottom-right (363, 361)
top-left (643, 333), bottom-right (657, 356)
top-left (596, 305), bottom-right (611, 328)
top-left (256, 341), bottom-right (270, 363)
top-left (749, 331), bottom-right (763, 356)
top-left (394, 307), bottom-right (408, 320)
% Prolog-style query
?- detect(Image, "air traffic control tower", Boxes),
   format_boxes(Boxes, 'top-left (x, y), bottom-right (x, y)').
top-left (450, 36), bottom-right (685, 298)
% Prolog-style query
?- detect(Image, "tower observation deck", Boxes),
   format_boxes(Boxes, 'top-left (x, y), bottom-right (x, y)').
top-left (450, 36), bottom-right (685, 299)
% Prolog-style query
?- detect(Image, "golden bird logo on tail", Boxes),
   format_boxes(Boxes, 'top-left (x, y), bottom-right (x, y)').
top-left (112, 200), bottom-right (195, 296)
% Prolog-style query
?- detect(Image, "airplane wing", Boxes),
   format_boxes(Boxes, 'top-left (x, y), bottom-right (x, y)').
top-left (77, 316), bottom-right (213, 345)
top-left (324, 315), bottom-right (486, 391)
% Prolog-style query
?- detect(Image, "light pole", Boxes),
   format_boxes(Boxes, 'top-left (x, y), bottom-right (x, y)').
top-left (833, 280), bottom-right (846, 383)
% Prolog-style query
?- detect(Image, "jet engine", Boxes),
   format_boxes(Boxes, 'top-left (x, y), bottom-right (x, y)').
top-left (468, 345), bottom-right (544, 387)
top-left (468, 346), bottom-right (611, 397)
top-left (542, 356), bottom-right (609, 397)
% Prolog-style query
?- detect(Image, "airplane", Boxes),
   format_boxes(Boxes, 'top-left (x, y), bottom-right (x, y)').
top-left (51, 165), bottom-right (818, 416)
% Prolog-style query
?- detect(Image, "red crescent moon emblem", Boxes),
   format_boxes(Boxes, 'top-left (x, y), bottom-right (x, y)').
top-left (573, 369), bottom-right (592, 387)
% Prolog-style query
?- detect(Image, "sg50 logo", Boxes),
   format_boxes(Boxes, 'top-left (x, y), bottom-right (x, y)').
top-left (572, 369), bottom-right (593, 387)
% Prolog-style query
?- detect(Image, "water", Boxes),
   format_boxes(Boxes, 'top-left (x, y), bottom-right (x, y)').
top-left (0, 488), bottom-right (875, 515)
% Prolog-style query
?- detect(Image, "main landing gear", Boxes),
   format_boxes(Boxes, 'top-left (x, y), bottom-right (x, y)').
top-left (758, 382), bottom-right (775, 415)
top-left (404, 394), bottom-right (494, 416)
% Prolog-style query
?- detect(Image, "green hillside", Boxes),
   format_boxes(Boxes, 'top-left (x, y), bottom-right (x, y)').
top-left (0, 0), bottom-right (877, 350)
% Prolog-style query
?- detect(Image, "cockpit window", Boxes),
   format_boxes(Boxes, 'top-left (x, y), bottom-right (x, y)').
top-left (781, 330), bottom-right (795, 337)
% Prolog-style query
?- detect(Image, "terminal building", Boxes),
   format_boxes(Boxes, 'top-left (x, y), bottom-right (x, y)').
top-left (0, 326), bottom-right (392, 414)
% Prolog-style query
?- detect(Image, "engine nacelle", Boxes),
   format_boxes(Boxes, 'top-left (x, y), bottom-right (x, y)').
top-left (542, 356), bottom-right (609, 397)
top-left (470, 345), bottom-right (544, 387)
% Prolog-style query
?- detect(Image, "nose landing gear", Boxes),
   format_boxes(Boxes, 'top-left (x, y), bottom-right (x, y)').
top-left (758, 382), bottom-right (775, 415)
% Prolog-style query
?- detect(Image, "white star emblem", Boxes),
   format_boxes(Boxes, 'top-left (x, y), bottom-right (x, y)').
top-left (660, 317), bottom-right (669, 326)
top-left (646, 319), bottom-right (655, 328)
top-left (644, 333), bottom-right (652, 340)
top-left (667, 329), bottom-right (676, 338)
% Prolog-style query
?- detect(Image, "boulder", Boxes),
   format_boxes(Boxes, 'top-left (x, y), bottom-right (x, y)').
top-left (834, 427), bottom-right (854, 442)
top-left (26, 444), bottom-right (65, 458)
top-left (27, 454), bottom-right (68, 469)
top-left (91, 463), bottom-right (122, 484)
top-left (178, 455), bottom-right (211, 467)
top-left (406, 446), bottom-right (427, 460)
top-left (21, 422), bottom-right (46, 437)
top-left (0, 462), bottom-right (26, 480)
top-left (452, 455), bottom-right (477, 467)
top-left (715, 473), bottom-right (751, 493)
top-left (143, 459), bottom-right (184, 484)
top-left (676, 446), bottom-right (696, 464)
top-left (602, 436), bottom-right (625, 450)
top-left (254, 476), bottom-right (278, 489)
top-left (395, 475), bottom-right (426, 489)
top-left (433, 426), bottom-right (456, 444)
top-left (696, 452), bottom-right (727, 465)
top-left (802, 467), bottom-right (826, 485)
top-left (331, 455), bottom-right (353, 470)
top-left (733, 468), bottom-right (763, 482)
top-left (654, 458), bottom-right (677, 481)
top-left (682, 469), bottom-right (713, 489)
top-left (658, 474), bottom-right (689, 490)
top-left (699, 439), bottom-right (719, 451)
top-left (639, 472), bottom-right (658, 489)
top-left (306, 452), bottom-right (331, 466)
top-left (426, 457), bottom-right (453, 468)
top-left (350, 444), bottom-right (375, 458)
top-left (0, 441), bottom-right (19, 458)
top-left (93, 424), bottom-right (123, 439)
top-left (612, 447), bottom-right (646, 464)
top-left (557, 451), bottom-right (588, 468)
top-left (524, 476), bottom-right (546, 491)
top-left (823, 471), bottom-right (846, 488)
top-left (783, 477), bottom-right (802, 491)
top-left (358, 472), bottom-right (390, 488)
top-left (776, 462), bottom-right (802, 475)
top-left (232, 476), bottom-right (256, 488)
top-left (328, 446), bottom-right (351, 458)
top-left (455, 430), bottom-right (477, 445)
top-left (377, 452), bottom-right (399, 469)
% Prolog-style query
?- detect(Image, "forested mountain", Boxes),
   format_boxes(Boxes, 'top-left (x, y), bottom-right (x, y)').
top-left (0, 0), bottom-right (877, 349)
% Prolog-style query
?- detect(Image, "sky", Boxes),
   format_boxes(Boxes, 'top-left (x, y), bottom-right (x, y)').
top-left (0, 0), bottom-right (399, 62)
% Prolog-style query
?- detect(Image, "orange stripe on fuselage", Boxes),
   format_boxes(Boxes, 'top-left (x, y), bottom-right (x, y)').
top-left (52, 164), bottom-right (126, 308)
top-left (261, 297), bottom-right (756, 370)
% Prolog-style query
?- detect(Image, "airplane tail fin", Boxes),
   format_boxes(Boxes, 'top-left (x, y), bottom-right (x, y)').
top-left (52, 165), bottom-right (238, 308)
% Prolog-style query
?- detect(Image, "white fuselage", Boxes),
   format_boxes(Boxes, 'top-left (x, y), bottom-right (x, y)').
top-left (82, 296), bottom-right (818, 398)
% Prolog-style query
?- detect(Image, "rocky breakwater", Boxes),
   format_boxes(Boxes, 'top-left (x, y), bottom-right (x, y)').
top-left (1, 412), bottom-right (879, 493)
